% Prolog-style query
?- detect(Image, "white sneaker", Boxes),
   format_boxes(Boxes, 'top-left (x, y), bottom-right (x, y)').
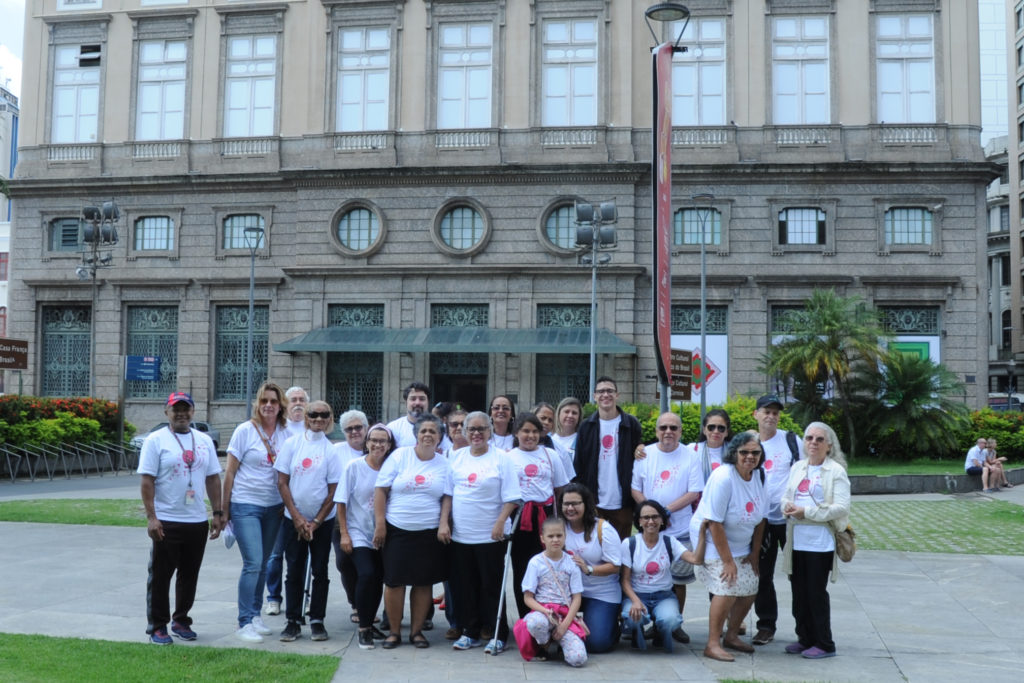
top-left (235, 623), bottom-right (264, 643)
top-left (251, 616), bottom-right (273, 635)
top-left (265, 601), bottom-right (281, 616)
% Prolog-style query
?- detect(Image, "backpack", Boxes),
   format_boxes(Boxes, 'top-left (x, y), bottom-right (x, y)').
top-left (785, 430), bottom-right (800, 465)
top-left (628, 534), bottom-right (675, 565)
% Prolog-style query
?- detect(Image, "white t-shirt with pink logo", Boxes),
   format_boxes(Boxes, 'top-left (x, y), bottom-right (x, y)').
top-left (621, 532), bottom-right (686, 593)
top-left (449, 446), bottom-right (522, 544)
top-left (631, 444), bottom-right (704, 540)
top-left (760, 429), bottom-right (803, 523)
top-left (333, 456), bottom-right (381, 549)
top-left (791, 464), bottom-right (835, 552)
top-left (596, 416), bottom-right (622, 509)
top-left (506, 446), bottom-right (570, 503)
top-left (689, 464), bottom-right (766, 561)
top-left (375, 446), bottom-right (454, 531)
top-left (274, 430), bottom-right (342, 521)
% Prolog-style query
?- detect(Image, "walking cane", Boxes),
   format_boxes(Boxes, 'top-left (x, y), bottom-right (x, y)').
top-left (302, 553), bottom-right (313, 617)
top-left (490, 506), bottom-right (523, 655)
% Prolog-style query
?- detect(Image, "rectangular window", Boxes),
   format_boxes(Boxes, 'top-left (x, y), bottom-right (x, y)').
top-left (214, 305), bottom-right (268, 400)
top-left (126, 306), bottom-right (178, 398)
top-left (674, 208), bottom-right (722, 245)
top-left (779, 208), bottom-right (826, 245)
top-left (136, 39), bottom-right (186, 140)
top-left (876, 14), bottom-right (934, 123)
top-left (437, 22), bottom-right (492, 129)
top-left (326, 303), bottom-right (385, 421)
top-left (884, 207), bottom-right (933, 245)
top-left (42, 305), bottom-right (91, 397)
top-left (133, 216), bottom-right (175, 251)
top-left (49, 218), bottom-right (81, 252)
top-left (336, 27), bottom-right (390, 132)
top-left (1001, 254), bottom-right (1012, 287)
top-left (672, 17), bottom-right (726, 126)
top-left (0, 253), bottom-right (7, 281)
top-left (52, 44), bottom-right (101, 143)
top-left (222, 214), bottom-right (265, 250)
top-left (224, 34), bottom-right (276, 137)
top-left (772, 16), bottom-right (829, 125)
top-left (542, 18), bottom-right (597, 126)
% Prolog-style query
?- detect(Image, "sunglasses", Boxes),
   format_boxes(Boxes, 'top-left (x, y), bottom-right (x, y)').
top-left (307, 411), bottom-right (331, 420)
top-left (705, 424), bottom-right (727, 433)
top-left (490, 405), bottom-right (511, 412)
top-left (448, 421), bottom-right (464, 428)
top-left (657, 425), bottom-right (680, 431)
top-left (467, 426), bottom-right (489, 433)
top-left (803, 435), bottom-right (827, 443)
top-left (737, 449), bottom-right (762, 457)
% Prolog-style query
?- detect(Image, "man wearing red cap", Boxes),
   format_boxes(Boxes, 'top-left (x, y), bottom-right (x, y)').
top-left (139, 391), bottom-right (224, 644)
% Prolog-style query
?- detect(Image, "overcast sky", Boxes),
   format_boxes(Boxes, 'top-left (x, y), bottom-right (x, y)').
top-left (0, 0), bottom-right (24, 97)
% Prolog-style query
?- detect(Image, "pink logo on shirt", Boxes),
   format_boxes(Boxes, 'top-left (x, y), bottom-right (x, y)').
top-left (711, 462), bottom-right (720, 470)
top-left (301, 458), bottom-right (313, 469)
top-left (798, 479), bottom-right (811, 493)
top-left (764, 459), bottom-right (774, 470)
top-left (602, 435), bottom-right (614, 448)
top-left (645, 561), bottom-right (660, 575)
top-left (745, 501), bottom-right (754, 513)
top-left (524, 464), bottom-right (539, 477)
top-left (660, 470), bottom-right (671, 481)
top-left (414, 474), bottom-right (426, 485)
top-left (468, 473), bottom-right (478, 484)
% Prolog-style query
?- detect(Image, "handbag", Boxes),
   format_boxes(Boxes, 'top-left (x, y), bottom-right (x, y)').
top-left (834, 524), bottom-right (856, 562)
top-left (542, 556), bottom-right (590, 637)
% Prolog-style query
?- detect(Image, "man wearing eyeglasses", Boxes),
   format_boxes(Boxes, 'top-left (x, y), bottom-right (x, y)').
top-left (333, 410), bottom-right (370, 619)
top-left (573, 376), bottom-right (643, 541)
top-left (629, 411), bottom-right (703, 644)
top-left (751, 394), bottom-right (804, 646)
top-left (386, 381), bottom-right (430, 448)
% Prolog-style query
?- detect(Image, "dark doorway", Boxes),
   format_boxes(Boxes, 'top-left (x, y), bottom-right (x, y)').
top-left (432, 374), bottom-right (488, 413)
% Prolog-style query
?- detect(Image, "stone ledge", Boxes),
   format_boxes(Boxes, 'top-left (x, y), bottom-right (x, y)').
top-left (851, 467), bottom-right (1024, 494)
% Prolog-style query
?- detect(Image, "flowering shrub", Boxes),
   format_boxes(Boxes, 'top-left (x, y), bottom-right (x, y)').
top-left (0, 396), bottom-right (131, 445)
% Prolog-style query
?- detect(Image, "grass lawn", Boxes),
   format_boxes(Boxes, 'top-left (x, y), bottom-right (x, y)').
top-left (852, 499), bottom-right (1024, 555)
top-left (0, 633), bottom-right (339, 683)
top-left (846, 458), bottom-right (966, 476)
top-left (0, 499), bottom-right (147, 526)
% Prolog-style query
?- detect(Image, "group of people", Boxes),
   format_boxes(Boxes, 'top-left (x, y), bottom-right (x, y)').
top-left (964, 436), bottom-right (1013, 493)
top-left (138, 380), bottom-right (853, 666)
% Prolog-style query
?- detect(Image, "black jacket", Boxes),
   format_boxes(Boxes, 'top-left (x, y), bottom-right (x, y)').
top-left (572, 408), bottom-right (643, 510)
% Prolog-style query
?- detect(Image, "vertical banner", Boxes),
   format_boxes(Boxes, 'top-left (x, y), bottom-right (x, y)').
top-left (652, 43), bottom-right (674, 390)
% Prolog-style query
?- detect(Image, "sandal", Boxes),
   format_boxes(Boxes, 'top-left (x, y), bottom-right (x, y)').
top-left (410, 632), bottom-right (430, 649)
top-left (382, 633), bottom-right (401, 649)
top-left (350, 611), bottom-right (360, 624)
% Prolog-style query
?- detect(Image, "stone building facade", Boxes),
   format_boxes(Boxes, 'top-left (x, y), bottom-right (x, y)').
top-left (9, 0), bottom-right (994, 430)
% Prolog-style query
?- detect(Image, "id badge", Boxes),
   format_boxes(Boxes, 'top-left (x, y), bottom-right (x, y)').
top-left (184, 489), bottom-right (196, 505)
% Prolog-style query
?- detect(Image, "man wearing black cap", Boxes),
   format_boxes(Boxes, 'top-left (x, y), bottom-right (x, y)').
top-left (139, 391), bottom-right (224, 645)
top-left (750, 394), bottom-right (803, 646)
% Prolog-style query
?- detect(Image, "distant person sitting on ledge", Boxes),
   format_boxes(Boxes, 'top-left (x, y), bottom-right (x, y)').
top-left (964, 438), bottom-right (994, 492)
top-left (985, 438), bottom-right (1012, 490)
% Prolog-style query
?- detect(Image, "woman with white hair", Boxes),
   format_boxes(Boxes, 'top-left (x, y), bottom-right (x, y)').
top-left (780, 421), bottom-right (850, 659)
top-left (333, 409), bottom-right (369, 624)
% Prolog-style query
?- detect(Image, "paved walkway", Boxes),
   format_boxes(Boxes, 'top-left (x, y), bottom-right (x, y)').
top-left (2, 475), bottom-right (1023, 682)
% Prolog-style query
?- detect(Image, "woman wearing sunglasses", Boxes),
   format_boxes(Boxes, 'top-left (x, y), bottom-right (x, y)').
top-left (222, 381), bottom-right (289, 643)
top-left (780, 421), bottom-right (850, 659)
top-left (689, 409), bottom-right (732, 482)
top-left (274, 401), bottom-right (343, 642)
top-left (690, 431), bottom-right (768, 661)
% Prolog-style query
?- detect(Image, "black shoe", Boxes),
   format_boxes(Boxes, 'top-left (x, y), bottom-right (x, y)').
top-left (280, 621), bottom-right (301, 642)
top-left (752, 628), bottom-right (775, 645)
top-left (369, 626), bottom-right (388, 640)
top-left (423, 619), bottom-right (434, 631)
top-left (672, 626), bottom-right (690, 644)
top-left (310, 622), bottom-right (328, 641)
top-left (358, 629), bottom-right (375, 650)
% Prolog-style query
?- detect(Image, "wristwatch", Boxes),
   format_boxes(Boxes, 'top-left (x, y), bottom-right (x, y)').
top-left (213, 510), bottom-right (224, 517)
top-left (585, 564), bottom-right (594, 576)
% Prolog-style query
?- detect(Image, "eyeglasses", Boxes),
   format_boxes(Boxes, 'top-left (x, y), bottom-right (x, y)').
top-left (307, 411), bottom-right (331, 420)
top-left (562, 500), bottom-right (584, 507)
top-left (639, 514), bottom-right (661, 522)
top-left (466, 426), bottom-right (488, 434)
top-left (737, 449), bottom-right (761, 457)
top-left (448, 421), bottom-right (463, 429)
top-left (657, 425), bottom-right (680, 431)
top-left (803, 435), bottom-right (827, 443)
top-left (344, 425), bottom-right (365, 433)
top-left (705, 424), bottom-right (727, 433)
top-left (594, 388), bottom-right (617, 395)
top-left (490, 405), bottom-right (511, 412)
top-left (367, 437), bottom-right (390, 445)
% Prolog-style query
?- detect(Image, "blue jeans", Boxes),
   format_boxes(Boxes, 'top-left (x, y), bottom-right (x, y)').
top-left (265, 518), bottom-right (287, 603)
top-left (621, 589), bottom-right (682, 653)
top-left (231, 502), bottom-right (284, 627)
top-left (580, 596), bottom-right (620, 653)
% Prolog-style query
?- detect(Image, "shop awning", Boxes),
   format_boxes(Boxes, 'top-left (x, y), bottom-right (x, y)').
top-left (275, 327), bottom-right (637, 355)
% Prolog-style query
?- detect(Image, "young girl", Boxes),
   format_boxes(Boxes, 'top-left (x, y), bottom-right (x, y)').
top-left (517, 517), bottom-right (588, 667)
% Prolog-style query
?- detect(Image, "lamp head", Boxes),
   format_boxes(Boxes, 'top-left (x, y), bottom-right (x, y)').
top-left (644, 2), bottom-right (690, 49)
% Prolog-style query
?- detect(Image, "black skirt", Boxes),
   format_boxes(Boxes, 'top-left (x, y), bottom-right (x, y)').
top-left (382, 522), bottom-right (451, 587)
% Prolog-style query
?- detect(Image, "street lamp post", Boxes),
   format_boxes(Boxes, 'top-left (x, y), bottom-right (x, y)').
top-left (692, 193), bottom-right (714, 422)
top-left (575, 201), bottom-right (617, 398)
top-left (1008, 358), bottom-right (1016, 410)
top-left (78, 201), bottom-right (120, 397)
top-left (243, 225), bottom-right (265, 419)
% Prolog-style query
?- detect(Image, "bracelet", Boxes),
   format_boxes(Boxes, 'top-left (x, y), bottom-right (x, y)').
top-left (212, 510), bottom-right (224, 517)
top-left (313, 518), bottom-right (321, 525)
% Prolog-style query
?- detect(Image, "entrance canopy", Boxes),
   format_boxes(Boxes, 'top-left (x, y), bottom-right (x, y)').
top-left (275, 327), bottom-right (637, 355)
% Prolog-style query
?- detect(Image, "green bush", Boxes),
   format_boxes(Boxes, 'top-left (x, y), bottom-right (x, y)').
top-left (0, 396), bottom-right (131, 445)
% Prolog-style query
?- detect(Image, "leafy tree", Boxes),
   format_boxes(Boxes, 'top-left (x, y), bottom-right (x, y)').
top-left (762, 289), bottom-right (889, 458)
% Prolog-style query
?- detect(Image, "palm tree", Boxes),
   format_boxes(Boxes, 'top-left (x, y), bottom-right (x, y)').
top-left (849, 351), bottom-right (969, 458)
top-left (762, 289), bottom-right (890, 458)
